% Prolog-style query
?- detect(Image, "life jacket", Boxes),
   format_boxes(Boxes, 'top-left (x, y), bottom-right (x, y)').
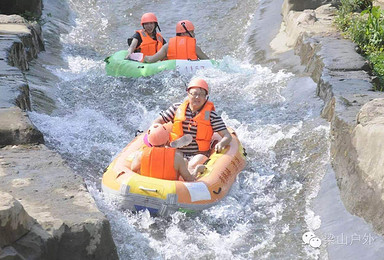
top-left (135, 30), bottom-right (164, 56)
top-left (167, 36), bottom-right (198, 60)
top-left (140, 147), bottom-right (178, 180)
top-left (170, 100), bottom-right (215, 152)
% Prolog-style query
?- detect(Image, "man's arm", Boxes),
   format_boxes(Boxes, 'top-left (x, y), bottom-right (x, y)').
top-left (196, 46), bottom-right (209, 60)
top-left (174, 151), bottom-right (195, 181)
top-left (153, 103), bottom-right (179, 124)
top-left (143, 44), bottom-right (169, 63)
top-left (215, 129), bottom-right (232, 153)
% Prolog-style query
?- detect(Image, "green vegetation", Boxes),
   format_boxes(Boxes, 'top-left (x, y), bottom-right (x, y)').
top-left (335, 0), bottom-right (384, 91)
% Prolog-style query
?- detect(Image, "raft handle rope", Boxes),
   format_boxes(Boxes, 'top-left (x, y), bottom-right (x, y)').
top-left (104, 56), bottom-right (111, 64)
top-left (135, 130), bottom-right (143, 137)
top-left (181, 22), bottom-right (194, 38)
top-left (139, 186), bottom-right (158, 192)
top-left (213, 187), bottom-right (222, 195)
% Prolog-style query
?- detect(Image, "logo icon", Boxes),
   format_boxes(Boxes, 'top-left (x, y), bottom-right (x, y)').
top-left (302, 231), bottom-right (322, 248)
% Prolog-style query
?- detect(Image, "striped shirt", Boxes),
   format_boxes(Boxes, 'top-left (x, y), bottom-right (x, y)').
top-left (160, 102), bottom-right (227, 155)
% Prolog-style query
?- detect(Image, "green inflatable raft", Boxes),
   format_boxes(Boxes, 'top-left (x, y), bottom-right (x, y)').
top-left (105, 50), bottom-right (217, 78)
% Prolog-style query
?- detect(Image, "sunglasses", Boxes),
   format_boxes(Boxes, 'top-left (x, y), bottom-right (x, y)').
top-left (188, 91), bottom-right (206, 98)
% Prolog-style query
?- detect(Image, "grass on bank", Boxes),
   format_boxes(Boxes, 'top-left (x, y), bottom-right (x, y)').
top-left (335, 0), bottom-right (384, 91)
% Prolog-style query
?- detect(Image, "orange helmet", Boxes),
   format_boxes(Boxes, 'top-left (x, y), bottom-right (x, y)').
top-left (147, 123), bottom-right (169, 146)
top-left (176, 20), bottom-right (194, 33)
top-left (187, 78), bottom-right (209, 94)
top-left (141, 13), bottom-right (158, 25)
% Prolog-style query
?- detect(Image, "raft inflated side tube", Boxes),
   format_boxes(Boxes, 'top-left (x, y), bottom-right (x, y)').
top-left (101, 128), bottom-right (246, 216)
top-left (104, 50), bottom-right (218, 78)
top-left (105, 50), bottom-right (176, 78)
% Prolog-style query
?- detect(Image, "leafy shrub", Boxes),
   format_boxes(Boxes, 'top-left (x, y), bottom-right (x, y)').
top-left (368, 52), bottom-right (384, 90)
top-left (362, 7), bottom-right (384, 50)
top-left (336, 0), bottom-right (384, 91)
top-left (356, 0), bottom-right (373, 10)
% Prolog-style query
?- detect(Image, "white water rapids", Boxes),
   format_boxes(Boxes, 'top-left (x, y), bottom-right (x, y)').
top-left (24, 0), bottom-right (384, 259)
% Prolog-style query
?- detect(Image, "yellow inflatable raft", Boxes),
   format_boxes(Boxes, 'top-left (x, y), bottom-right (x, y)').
top-left (101, 128), bottom-right (246, 216)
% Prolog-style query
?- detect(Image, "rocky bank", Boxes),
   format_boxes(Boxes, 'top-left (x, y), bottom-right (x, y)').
top-left (0, 3), bottom-right (118, 260)
top-left (275, 0), bottom-right (384, 238)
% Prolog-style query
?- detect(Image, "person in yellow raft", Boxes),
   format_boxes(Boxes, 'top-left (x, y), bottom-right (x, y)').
top-left (131, 78), bottom-right (231, 181)
top-left (125, 13), bottom-right (166, 60)
top-left (130, 124), bottom-right (205, 181)
top-left (143, 20), bottom-right (209, 63)
top-left (153, 78), bottom-right (232, 162)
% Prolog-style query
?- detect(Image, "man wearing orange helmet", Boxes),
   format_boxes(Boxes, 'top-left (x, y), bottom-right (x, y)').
top-left (130, 123), bottom-right (201, 181)
top-left (143, 20), bottom-right (208, 63)
top-left (125, 13), bottom-right (166, 60)
top-left (152, 78), bottom-right (232, 158)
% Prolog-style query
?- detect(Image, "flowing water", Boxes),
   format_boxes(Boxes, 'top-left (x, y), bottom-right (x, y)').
top-left (26, 0), bottom-right (335, 259)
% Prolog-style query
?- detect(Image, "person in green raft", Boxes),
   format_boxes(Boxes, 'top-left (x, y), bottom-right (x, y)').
top-left (143, 20), bottom-right (209, 63)
top-left (124, 12), bottom-right (166, 60)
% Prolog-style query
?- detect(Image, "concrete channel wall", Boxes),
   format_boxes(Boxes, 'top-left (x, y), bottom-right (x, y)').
top-left (279, 0), bottom-right (384, 236)
top-left (0, 3), bottom-right (118, 259)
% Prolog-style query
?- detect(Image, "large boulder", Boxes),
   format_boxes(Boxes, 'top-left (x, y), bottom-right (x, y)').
top-left (272, 3), bottom-right (338, 54)
top-left (0, 15), bottom-right (45, 70)
top-left (0, 192), bottom-right (35, 248)
top-left (347, 99), bottom-right (384, 233)
top-left (0, 145), bottom-right (118, 259)
top-left (284, 0), bottom-right (339, 13)
top-left (0, 14), bottom-right (45, 146)
top-left (0, 107), bottom-right (44, 146)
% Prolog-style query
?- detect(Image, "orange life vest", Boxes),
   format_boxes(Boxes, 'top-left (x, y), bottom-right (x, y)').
top-left (140, 147), bottom-right (178, 180)
top-left (135, 30), bottom-right (164, 56)
top-left (170, 100), bottom-right (215, 152)
top-left (167, 36), bottom-right (198, 60)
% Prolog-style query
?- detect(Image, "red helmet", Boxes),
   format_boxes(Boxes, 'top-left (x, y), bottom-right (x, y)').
top-left (176, 20), bottom-right (194, 33)
top-left (141, 13), bottom-right (158, 25)
top-left (147, 124), bottom-right (169, 146)
top-left (187, 78), bottom-right (209, 94)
